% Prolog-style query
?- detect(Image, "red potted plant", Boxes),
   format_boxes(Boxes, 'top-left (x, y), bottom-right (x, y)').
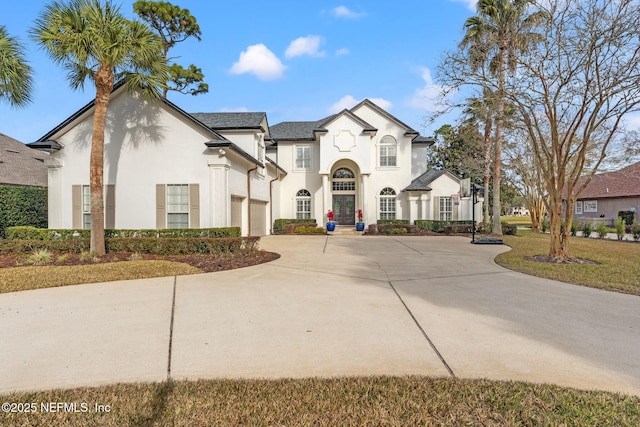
top-left (326, 210), bottom-right (336, 231)
top-left (356, 209), bottom-right (365, 231)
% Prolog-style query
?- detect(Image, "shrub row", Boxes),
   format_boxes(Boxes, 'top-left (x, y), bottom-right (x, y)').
top-left (0, 186), bottom-right (48, 238)
top-left (4, 226), bottom-right (240, 240)
top-left (378, 224), bottom-right (417, 234)
top-left (273, 218), bottom-right (317, 234)
top-left (415, 220), bottom-right (473, 233)
top-left (0, 237), bottom-right (259, 255)
top-left (293, 225), bottom-right (325, 234)
top-left (377, 219), bottom-right (410, 225)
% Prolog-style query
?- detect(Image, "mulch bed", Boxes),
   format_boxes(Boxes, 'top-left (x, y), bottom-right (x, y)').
top-left (0, 251), bottom-right (280, 272)
top-left (524, 255), bottom-right (600, 265)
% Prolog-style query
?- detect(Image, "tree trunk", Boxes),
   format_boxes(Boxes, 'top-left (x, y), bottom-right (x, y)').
top-left (89, 67), bottom-right (114, 256)
top-left (492, 47), bottom-right (506, 236)
top-left (482, 113), bottom-right (492, 225)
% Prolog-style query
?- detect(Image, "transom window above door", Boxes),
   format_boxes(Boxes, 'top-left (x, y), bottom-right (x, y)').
top-left (332, 167), bottom-right (356, 192)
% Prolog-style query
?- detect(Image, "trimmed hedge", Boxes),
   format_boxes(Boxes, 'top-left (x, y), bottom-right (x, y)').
top-left (618, 211), bottom-right (635, 226)
top-left (415, 220), bottom-right (473, 233)
top-left (0, 236), bottom-right (259, 255)
top-left (378, 223), bottom-right (417, 234)
top-left (0, 186), bottom-right (47, 238)
top-left (293, 225), bottom-right (325, 234)
top-left (377, 219), bottom-right (410, 225)
top-left (273, 218), bottom-right (317, 234)
top-left (5, 226), bottom-right (240, 240)
top-left (444, 223), bottom-right (474, 234)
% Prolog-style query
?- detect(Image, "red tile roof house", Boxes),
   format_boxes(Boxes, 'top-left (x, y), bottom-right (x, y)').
top-left (571, 161), bottom-right (640, 226)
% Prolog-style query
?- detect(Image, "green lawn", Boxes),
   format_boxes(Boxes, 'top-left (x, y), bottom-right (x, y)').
top-left (500, 215), bottom-right (533, 227)
top-left (497, 230), bottom-right (640, 295)
top-left (1, 377), bottom-right (639, 426)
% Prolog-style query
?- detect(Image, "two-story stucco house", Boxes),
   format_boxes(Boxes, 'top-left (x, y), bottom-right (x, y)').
top-left (28, 88), bottom-right (480, 235)
top-left (268, 99), bottom-right (480, 227)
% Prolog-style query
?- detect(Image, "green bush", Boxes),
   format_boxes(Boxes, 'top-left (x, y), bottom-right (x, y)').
top-left (0, 185), bottom-right (48, 238)
top-left (444, 224), bottom-right (473, 234)
top-left (5, 226), bottom-right (240, 240)
top-left (415, 220), bottom-right (474, 233)
top-left (615, 217), bottom-right (626, 241)
top-left (378, 224), bottom-right (416, 234)
top-left (293, 225), bottom-right (325, 234)
top-left (0, 237), bottom-right (259, 255)
top-left (502, 224), bottom-right (518, 235)
top-left (380, 227), bottom-right (407, 235)
top-left (541, 218), bottom-right (549, 233)
top-left (582, 221), bottom-right (592, 238)
top-left (273, 219), bottom-right (317, 234)
top-left (632, 220), bottom-right (640, 241)
top-left (595, 222), bottom-right (609, 239)
top-left (618, 210), bottom-right (635, 226)
top-left (377, 219), bottom-right (410, 225)
top-left (570, 219), bottom-right (579, 237)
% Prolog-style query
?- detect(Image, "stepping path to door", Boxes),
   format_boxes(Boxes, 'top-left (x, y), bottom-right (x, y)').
top-left (1, 235), bottom-right (639, 396)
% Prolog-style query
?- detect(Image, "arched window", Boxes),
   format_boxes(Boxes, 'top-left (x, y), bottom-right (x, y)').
top-left (379, 135), bottom-right (397, 167)
top-left (332, 168), bottom-right (356, 191)
top-left (379, 187), bottom-right (396, 220)
top-left (296, 189), bottom-right (311, 219)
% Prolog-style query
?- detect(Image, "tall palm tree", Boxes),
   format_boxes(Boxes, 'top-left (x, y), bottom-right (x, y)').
top-left (461, 0), bottom-right (545, 235)
top-left (0, 26), bottom-right (33, 106)
top-left (32, 0), bottom-right (168, 255)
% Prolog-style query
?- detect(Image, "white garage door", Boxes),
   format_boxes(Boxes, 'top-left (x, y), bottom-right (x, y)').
top-left (250, 200), bottom-right (268, 236)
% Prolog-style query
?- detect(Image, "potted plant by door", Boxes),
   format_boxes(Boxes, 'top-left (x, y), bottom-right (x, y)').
top-left (356, 209), bottom-right (365, 231)
top-left (326, 210), bottom-right (336, 232)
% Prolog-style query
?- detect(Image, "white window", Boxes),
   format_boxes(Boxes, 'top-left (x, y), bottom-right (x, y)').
top-left (379, 187), bottom-right (396, 219)
top-left (440, 196), bottom-right (452, 221)
top-left (295, 145), bottom-right (311, 169)
top-left (82, 185), bottom-right (91, 229)
top-left (575, 201), bottom-right (583, 214)
top-left (296, 189), bottom-right (312, 219)
top-left (379, 135), bottom-right (397, 167)
top-left (583, 200), bottom-right (597, 213)
top-left (167, 184), bottom-right (189, 228)
top-left (332, 168), bottom-right (356, 192)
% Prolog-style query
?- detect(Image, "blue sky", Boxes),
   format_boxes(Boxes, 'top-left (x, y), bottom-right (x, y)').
top-left (0, 0), bottom-right (478, 143)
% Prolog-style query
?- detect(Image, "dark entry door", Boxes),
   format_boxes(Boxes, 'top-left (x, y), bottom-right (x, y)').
top-left (333, 195), bottom-right (355, 225)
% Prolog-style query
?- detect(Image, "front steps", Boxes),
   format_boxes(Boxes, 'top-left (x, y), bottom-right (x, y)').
top-left (327, 225), bottom-right (365, 236)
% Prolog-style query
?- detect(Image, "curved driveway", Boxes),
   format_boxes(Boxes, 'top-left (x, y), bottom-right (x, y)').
top-left (1, 235), bottom-right (639, 396)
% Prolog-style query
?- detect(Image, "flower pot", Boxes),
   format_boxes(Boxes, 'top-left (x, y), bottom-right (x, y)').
top-left (356, 222), bottom-right (365, 232)
top-left (326, 222), bottom-right (336, 232)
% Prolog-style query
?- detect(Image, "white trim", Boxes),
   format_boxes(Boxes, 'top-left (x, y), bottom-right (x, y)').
top-left (583, 200), bottom-right (597, 212)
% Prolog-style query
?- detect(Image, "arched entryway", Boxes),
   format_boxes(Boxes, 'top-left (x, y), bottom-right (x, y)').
top-left (330, 161), bottom-right (360, 225)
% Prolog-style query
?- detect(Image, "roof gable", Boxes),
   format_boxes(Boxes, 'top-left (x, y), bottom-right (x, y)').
top-left (0, 133), bottom-right (48, 187)
top-left (351, 99), bottom-right (418, 135)
top-left (403, 168), bottom-right (459, 192)
top-left (190, 112), bottom-right (267, 131)
top-left (575, 161), bottom-right (640, 199)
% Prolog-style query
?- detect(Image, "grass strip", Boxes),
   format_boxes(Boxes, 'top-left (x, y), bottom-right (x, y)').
top-left (497, 230), bottom-right (640, 295)
top-left (0, 261), bottom-right (202, 293)
top-left (1, 377), bottom-right (638, 426)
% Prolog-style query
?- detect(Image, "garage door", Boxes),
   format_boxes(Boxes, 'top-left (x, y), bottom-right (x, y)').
top-left (250, 200), bottom-right (268, 236)
top-left (231, 196), bottom-right (243, 229)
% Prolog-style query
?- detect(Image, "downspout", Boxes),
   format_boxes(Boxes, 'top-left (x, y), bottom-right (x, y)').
top-left (247, 166), bottom-right (258, 236)
top-left (269, 170), bottom-right (281, 234)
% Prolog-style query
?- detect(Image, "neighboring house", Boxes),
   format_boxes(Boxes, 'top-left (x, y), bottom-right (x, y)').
top-left (28, 85), bottom-right (284, 236)
top-left (28, 90), bottom-right (480, 235)
top-left (508, 204), bottom-right (530, 217)
top-left (572, 161), bottom-right (640, 224)
top-left (0, 133), bottom-right (47, 187)
top-left (268, 99), bottom-right (481, 226)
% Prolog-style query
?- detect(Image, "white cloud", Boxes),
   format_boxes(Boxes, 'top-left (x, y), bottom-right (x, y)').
top-left (335, 48), bottom-right (350, 56)
top-left (331, 5), bottom-right (365, 18)
top-left (408, 67), bottom-right (453, 113)
top-left (229, 44), bottom-right (286, 80)
top-left (448, 0), bottom-right (478, 11)
top-left (285, 36), bottom-right (325, 58)
top-left (328, 95), bottom-right (393, 113)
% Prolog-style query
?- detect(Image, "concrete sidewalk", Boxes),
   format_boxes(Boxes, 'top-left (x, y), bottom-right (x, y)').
top-left (1, 235), bottom-right (639, 396)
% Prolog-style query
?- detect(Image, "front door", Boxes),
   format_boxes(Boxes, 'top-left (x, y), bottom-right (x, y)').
top-left (333, 195), bottom-right (355, 225)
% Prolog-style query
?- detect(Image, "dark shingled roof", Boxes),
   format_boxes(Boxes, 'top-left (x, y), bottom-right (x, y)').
top-left (0, 133), bottom-right (48, 187)
top-left (191, 112), bottom-right (267, 130)
top-left (403, 169), bottom-right (457, 192)
top-left (269, 119), bottom-right (330, 140)
top-left (575, 161), bottom-right (640, 199)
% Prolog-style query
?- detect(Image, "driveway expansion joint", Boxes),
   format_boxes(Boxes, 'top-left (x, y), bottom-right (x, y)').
top-left (167, 276), bottom-right (177, 380)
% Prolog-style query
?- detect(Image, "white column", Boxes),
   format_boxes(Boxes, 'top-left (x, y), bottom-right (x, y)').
top-left (208, 160), bottom-right (230, 228)
top-left (362, 173), bottom-right (369, 224)
top-left (420, 194), bottom-right (429, 220)
top-left (408, 193), bottom-right (418, 223)
top-left (45, 160), bottom-right (63, 228)
top-left (322, 174), bottom-right (329, 225)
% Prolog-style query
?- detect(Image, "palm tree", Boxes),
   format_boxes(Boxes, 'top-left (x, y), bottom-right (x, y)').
top-left (0, 26), bottom-right (33, 106)
top-left (460, 0), bottom-right (545, 235)
top-left (31, 0), bottom-right (167, 255)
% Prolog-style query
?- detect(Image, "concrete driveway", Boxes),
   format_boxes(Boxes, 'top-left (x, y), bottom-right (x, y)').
top-left (1, 235), bottom-right (639, 396)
